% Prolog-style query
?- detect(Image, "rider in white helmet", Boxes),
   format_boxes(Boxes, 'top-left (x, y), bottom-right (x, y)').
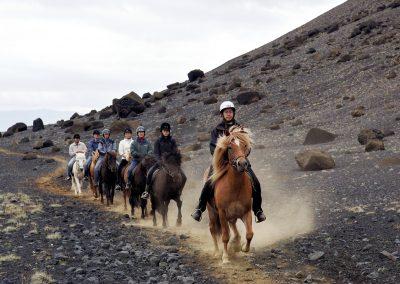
top-left (191, 101), bottom-right (266, 223)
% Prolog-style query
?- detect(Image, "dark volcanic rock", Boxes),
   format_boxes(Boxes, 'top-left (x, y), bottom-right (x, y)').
top-left (2, 130), bottom-right (13, 137)
top-left (112, 92), bottom-right (145, 118)
top-left (22, 153), bottom-right (38, 160)
top-left (158, 106), bottom-right (167, 114)
top-left (33, 139), bottom-right (54, 150)
top-left (203, 96), bottom-right (218, 105)
top-left (186, 83), bottom-right (200, 91)
top-left (187, 69), bottom-right (204, 82)
top-left (84, 121), bottom-right (104, 131)
top-left (303, 128), bottom-right (337, 145)
top-left (236, 90), bottom-right (262, 105)
top-left (61, 120), bottom-right (74, 129)
top-left (365, 140), bottom-right (385, 152)
top-left (7, 122), bottom-right (27, 133)
top-left (19, 137), bottom-right (30, 143)
top-left (295, 150), bottom-right (335, 171)
top-left (98, 109), bottom-right (114, 120)
top-left (70, 112), bottom-right (81, 120)
top-left (358, 129), bottom-right (384, 145)
top-left (142, 92), bottom-right (151, 99)
top-left (32, 118), bottom-right (45, 132)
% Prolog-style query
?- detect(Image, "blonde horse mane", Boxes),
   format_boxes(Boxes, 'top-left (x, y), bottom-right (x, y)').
top-left (210, 125), bottom-right (253, 183)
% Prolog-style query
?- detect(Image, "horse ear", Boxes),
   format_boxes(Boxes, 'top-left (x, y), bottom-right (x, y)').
top-left (224, 130), bottom-right (230, 136)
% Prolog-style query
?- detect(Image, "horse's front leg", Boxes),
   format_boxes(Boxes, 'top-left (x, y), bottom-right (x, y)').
top-left (175, 198), bottom-right (182, 227)
top-left (208, 208), bottom-right (221, 258)
top-left (218, 209), bottom-right (230, 264)
top-left (151, 197), bottom-right (157, 227)
top-left (162, 201), bottom-right (170, 228)
top-left (229, 221), bottom-right (241, 252)
top-left (123, 187), bottom-right (127, 211)
top-left (99, 183), bottom-right (104, 204)
top-left (110, 183), bottom-right (115, 205)
top-left (141, 199), bottom-right (147, 219)
top-left (71, 177), bottom-right (76, 194)
top-left (241, 211), bottom-right (254, 253)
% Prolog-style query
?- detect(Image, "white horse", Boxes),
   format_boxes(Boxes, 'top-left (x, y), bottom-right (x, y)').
top-left (71, 153), bottom-right (86, 195)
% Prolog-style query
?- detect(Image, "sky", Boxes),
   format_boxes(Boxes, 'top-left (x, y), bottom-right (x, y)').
top-left (0, 0), bottom-right (345, 131)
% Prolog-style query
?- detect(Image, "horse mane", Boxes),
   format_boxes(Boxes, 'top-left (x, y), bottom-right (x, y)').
top-left (210, 126), bottom-right (253, 184)
top-left (161, 151), bottom-right (182, 167)
top-left (75, 152), bottom-right (86, 160)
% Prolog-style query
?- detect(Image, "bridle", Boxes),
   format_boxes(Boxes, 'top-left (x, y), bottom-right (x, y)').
top-left (227, 142), bottom-right (248, 171)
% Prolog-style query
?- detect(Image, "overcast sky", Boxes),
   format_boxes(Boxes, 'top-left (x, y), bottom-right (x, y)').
top-left (0, 0), bottom-right (345, 130)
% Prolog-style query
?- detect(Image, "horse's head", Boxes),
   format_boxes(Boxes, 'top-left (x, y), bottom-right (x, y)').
top-left (141, 155), bottom-right (157, 171)
top-left (92, 150), bottom-right (100, 162)
top-left (75, 153), bottom-right (86, 171)
top-left (161, 151), bottom-right (182, 167)
top-left (105, 151), bottom-right (117, 173)
top-left (227, 137), bottom-right (249, 172)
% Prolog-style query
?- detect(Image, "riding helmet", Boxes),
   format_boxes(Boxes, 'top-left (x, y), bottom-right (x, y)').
top-left (93, 129), bottom-right (101, 135)
top-left (136, 126), bottom-right (146, 133)
top-left (102, 129), bottom-right (111, 135)
top-left (124, 128), bottom-right (132, 134)
top-left (73, 134), bottom-right (80, 139)
top-left (219, 101), bottom-right (235, 113)
top-left (160, 122), bottom-right (171, 132)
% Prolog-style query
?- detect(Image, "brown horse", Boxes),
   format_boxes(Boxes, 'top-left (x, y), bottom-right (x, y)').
top-left (99, 152), bottom-right (117, 206)
top-left (151, 152), bottom-right (186, 228)
top-left (207, 125), bottom-right (254, 264)
top-left (88, 151), bottom-right (99, 198)
top-left (123, 155), bottom-right (156, 219)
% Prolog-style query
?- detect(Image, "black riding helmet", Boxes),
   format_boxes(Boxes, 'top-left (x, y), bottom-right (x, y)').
top-left (160, 122), bottom-right (171, 132)
top-left (124, 128), bottom-right (132, 134)
top-left (73, 134), bottom-right (80, 139)
top-left (93, 130), bottom-right (101, 135)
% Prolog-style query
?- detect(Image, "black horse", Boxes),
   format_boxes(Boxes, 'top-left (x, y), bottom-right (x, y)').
top-left (128, 155), bottom-right (156, 219)
top-left (151, 151), bottom-right (186, 227)
top-left (99, 152), bottom-right (117, 206)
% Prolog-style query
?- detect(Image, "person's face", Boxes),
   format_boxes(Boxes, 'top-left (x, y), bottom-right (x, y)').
top-left (222, 108), bottom-right (234, 121)
top-left (104, 133), bottom-right (110, 139)
top-left (93, 134), bottom-right (100, 139)
top-left (125, 132), bottom-right (132, 139)
top-left (162, 129), bottom-right (170, 137)
top-left (137, 131), bottom-right (145, 138)
top-left (74, 138), bottom-right (80, 144)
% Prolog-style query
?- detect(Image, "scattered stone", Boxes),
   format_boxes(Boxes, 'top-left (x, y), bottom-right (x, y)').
top-left (7, 122), bottom-right (27, 133)
top-left (70, 112), bottom-right (81, 120)
top-left (386, 70), bottom-right (397, 79)
top-left (51, 146), bottom-right (61, 153)
top-left (167, 82), bottom-right (180, 90)
top-left (112, 92), bottom-right (145, 118)
top-left (181, 143), bottom-right (201, 153)
top-left (291, 119), bottom-right (303, 127)
top-left (293, 63), bottom-right (301, 70)
top-left (158, 106), bottom-right (167, 114)
top-left (308, 251), bottom-right (325, 261)
top-left (383, 129), bottom-right (395, 137)
top-left (203, 96), bottom-right (218, 105)
top-left (98, 107), bottom-right (114, 120)
top-left (19, 137), bottom-right (30, 143)
top-left (84, 121), bottom-right (104, 131)
top-left (177, 116), bottom-right (187, 124)
top-left (187, 69), bottom-right (204, 82)
top-left (365, 140), bottom-right (385, 152)
top-left (306, 48), bottom-right (316, 54)
top-left (22, 153), bottom-right (38, 160)
top-left (197, 132), bottom-right (209, 142)
top-left (110, 120), bottom-right (140, 134)
top-left (186, 83), bottom-right (200, 91)
top-left (269, 124), bottom-right (280, 130)
top-left (295, 150), bottom-right (335, 171)
top-left (142, 92), bottom-right (151, 99)
top-left (153, 91), bottom-right (164, 100)
top-left (236, 90), bottom-right (262, 105)
top-left (358, 129), bottom-right (384, 145)
top-left (303, 128), bottom-right (337, 145)
top-left (32, 118), bottom-right (45, 132)
top-left (337, 54), bottom-right (353, 63)
top-left (351, 106), bottom-right (365, 117)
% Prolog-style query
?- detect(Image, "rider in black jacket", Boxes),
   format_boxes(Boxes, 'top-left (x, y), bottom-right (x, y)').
top-left (141, 122), bottom-right (178, 199)
top-left (191, 101), bottom-right (266, 223)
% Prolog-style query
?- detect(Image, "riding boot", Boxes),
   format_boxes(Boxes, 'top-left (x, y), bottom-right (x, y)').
top-left (247, 166), bottom-right (266, 223)
top-left (141, 164), bottom-right (158, 199)
top-left (191, 179), bottom-right (213, 221)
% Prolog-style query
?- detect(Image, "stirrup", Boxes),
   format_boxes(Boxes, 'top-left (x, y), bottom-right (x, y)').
top-left (141, 191), bottom-right (150, 200)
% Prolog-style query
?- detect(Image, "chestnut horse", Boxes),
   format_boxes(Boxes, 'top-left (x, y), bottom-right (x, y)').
top-left (88, 151), bottom-right (100, 198)
top-left (207, 126), bottom-right (254, 264)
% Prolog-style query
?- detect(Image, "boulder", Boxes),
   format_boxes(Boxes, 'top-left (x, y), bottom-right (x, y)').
top-left (295, 150), bottom-right (335, 171)
top-left (383, 129), bottom-right (395, 137)
top-left (142, 92), bottom-right (151, 99)
top-left (186, 83), bottom-right (200, 91)
top-left (177, 116), bottom-right (187, 125)
top-left (167, 82), bottom-right (180, 90)
top-left (197, 132), bottom-right (209, 142)
top-left (0, 132), bottom-right (2, 138)
top-left (61, 120), bottom-right (74, 129)
top-left (84, 110), bottom-right (97, 117)
top-left (7, 122), bottom-right (27, 133)
top-left (51, 146), bottom-right (61, 153)
top-left (187, 69), bottom-right (205, 82)
top-left (22, 153), bottom-right (38, 160)
top-left (181, 143), bottom-right (201, 153)
top-left (112, 92), bottom-right (145, 118)
top-left (32, 118), bottom-right (45, 132)
top-left (110, 120), bottom-right (140, 134)
top-left (33, 139), bottom-right (54, 150)
top-left (351, 106), bottom-right (365, 117)
top-left (358, 129), bottom-right (384, 145)
top-left (98, 109), bottom-right (114, 119)
top-left (70, 112), bottom-right (81, 120)
top-left (269, 124), bottom-right (280, 130)
top-left (158, 106), bottom-right (167, 114)
top-left (19, 137), bottom-right (30, 143)
top-left (227, 77), bottom-right (242, 91)
top-left (2, 130), bottom-right (13, 137)
top-left (203, 96), bottom-right (218, 105)
top-left (64, 121), bottom-right (90, 134)
top-left (236, 90), bottom-right (262, 105)
top-left (303, 128), bottom-right (337, 145)
top-left (153, 91), bottom-right (164, 100)
top-left (84, 121), bottom-right (104, 131)
top-left (291, 119), bottom-right (303, 127)
top-left (365, 140), bottom-right (385, 152)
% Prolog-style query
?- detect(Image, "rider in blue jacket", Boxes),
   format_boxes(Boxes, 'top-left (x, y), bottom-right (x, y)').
top-left (84, 129), bottom-right (101, 178)
top-left (94, 129), bottom-right (116, 187)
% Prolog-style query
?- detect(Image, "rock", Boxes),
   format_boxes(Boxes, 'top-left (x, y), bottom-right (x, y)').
top-left (389, 1), bottom-right (400, 9)
top-left (142, 92), bottom-right (151, 99)
top-left (2, 130), bottom-right (13, 137)
top-left (22, 153), bottom-right (38, 160)
top-left (326, 23), bottom-right (339, 33)
top-left (64, 121), bottom-right (90, 134)
top-left (386, 70), bottom-right (397, 79)
top-left (291, 119), bottom-right (303, 127)
top-left (84, 121), bottom-right (104, 131)
top-left (358, 129), bottom-right (384, 145)
top-left (158, 106), bottom-right (167, 114)
top-left (350, 20), bottom-right (379, 38)
top-left (61, 120), bottom-right (74, 129)
top-left (295, 150), bottom-right (335, 171)
top-left (181, 143), bottom-right (201, 153)
top-left (186, 83), bottom-right (200, 91)
top-left (177, 276), bottom-right (195, 284)
top-left (380, 250), bottom-right (398, 261)
top-left (236, 90), bottom-right (262, 105)
top-left (337, 54), bottom-right (353, 63)
top-left (98, 107), bottom-right (114, 120)
top-left (167, 82), bottom-right (180, 90)
top-left (112, 92), bottom-right (145, 118)
top-left (197, 132), bottom-right (209, 142)
top-left (51, 146), bottom-right (61, 153)
top-left (351, 106), bottom-right (365, 117)
top-left (19, 137), bottom-right (30, 143)
top-left (177, 116), bottom-right (186, 124)
top-left (365, 140), bottom-right (385, 152)
top-left (110, 120), bottom-right (140, 134)
top-left (153, 91), bottom-right (164, 100)
top-left (269, 124), bottom-right (280, 130)
top-left (307, 28), bottom-right (320, 37)
top-left (33, 139), bottom-right (54, 149)
top-left (306, 47), bottom-right (316, 54)
top-left (70, 112), bottom-right (81, 120)
top-left (227, 77), bottom-right (242, 91)
top-left (308, 251), bottom-right (325, 261)
top-left (383, 129), bottom-right (395, 137)
top-left (7, 122), bottom-right (27, 133)
top-left (32, 118), bottom-right (45, 132)
top-left (293, 63), bottom-right (301, 70)
top-left (203, 96), bottom-right (218, 105)
top-left (303, 128), bottom-right (337, 145)
top-left (84, 110), bottom-right (97, 117)
top-left (187, 69), bottom-right (205, 82)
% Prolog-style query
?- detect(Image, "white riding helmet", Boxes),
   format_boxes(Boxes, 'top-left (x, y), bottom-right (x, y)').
top-left (219, 101), bottom-right (235, 113)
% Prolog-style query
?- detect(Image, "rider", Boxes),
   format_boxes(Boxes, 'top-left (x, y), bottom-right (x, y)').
top-left (94, 129), bottom-right (117, 188)
top-left (115, 128), bottom-right (133, 190)
top-left (141, 122), bottom-right (178, 199)
top-left (125, 126), bottom-right (153, 189)
top-left (84, 129), bottom-right (101, 179)
top-left (66, 134), bottom-right (87, 180)
top-left (191, 101), bottom-right (266, 223)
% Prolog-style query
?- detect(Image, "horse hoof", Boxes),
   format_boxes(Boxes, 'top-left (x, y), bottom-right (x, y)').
top-left (213, 251), bottom-right (221, 259)
top-left (176, 221), bottom-right (182, 227)
top-left (222, 258), bottom-right (230, 265)
top-left (241, 244), bottom-right (250, 253)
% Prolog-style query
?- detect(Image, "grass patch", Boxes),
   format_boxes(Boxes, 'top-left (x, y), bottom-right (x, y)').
top-left (31, 271), bottom-right (55, 284)
top-left (46, 232), bottom-right (61, 240)
top-left (0, 254), bottom-right (21, 264)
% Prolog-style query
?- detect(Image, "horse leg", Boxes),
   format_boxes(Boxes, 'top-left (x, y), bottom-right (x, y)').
top-left (129, 188), bottom-right (135, 219)
top-left (99, 183), bottom-right (104, 204)
top-left (241, 211), bottom-right (254, 253)
top-left (218, 209), bottom-right (230, 264)
top-left (110, 183), bottom-right (115, 205)
top-left (123, 188), bottom-right (127, 211)
top-left (208, 209), bottom-right (220, 258)
top-left (162, 200), bottom-right (170, 228)
top-left (71, 177), bottom-right (76, 194)
top-left (104, 183), bottom-right (110, 206)
top-left (175, 198), bottom-right (182, 227)
top-left (151, 196), bottom-right (157, 227)
top-left (141, 198), bottom-right (147, 219)
top-left (229, 221), bottom-right (241, 253)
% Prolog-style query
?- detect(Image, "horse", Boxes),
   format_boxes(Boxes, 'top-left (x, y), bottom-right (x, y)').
top-left (123, 155), bottom-right (156, 219)
top-left (99, 151), bottom-right (117, 206)
top-left (71, 152), bottom-right (86, 195)
top-left (88, 150), bottom-right (100, 198)
top-left (150, 151), bottom-right (186, 228)
top-left (207, 125), bottom-right (254, 264)
top-left (119, 154), bottom-right (131, 211)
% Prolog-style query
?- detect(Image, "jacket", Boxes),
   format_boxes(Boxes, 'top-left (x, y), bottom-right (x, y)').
top-left (209, 120), bottom-right (240, 155)
top-left (87, 138), bottom-right (101, 155)
top-left (98, 138), bottom-right (116, 155)
top-left (154, 136), bottom-right (177, 160)
top-left (118, 138), bottom-right (133, 160)
top-left (69, 142), bottom-right (87, 157)
top-left (130, 137), bottom-right (153, 160)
